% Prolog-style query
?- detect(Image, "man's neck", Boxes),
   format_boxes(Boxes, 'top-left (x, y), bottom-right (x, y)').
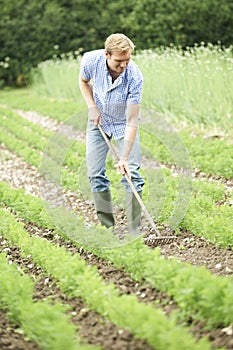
top-left (106, 63), bottom-right (120, 82)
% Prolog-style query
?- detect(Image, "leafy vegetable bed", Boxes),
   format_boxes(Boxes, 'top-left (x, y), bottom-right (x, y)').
top-left (0, 90), bottom-right (232, 350)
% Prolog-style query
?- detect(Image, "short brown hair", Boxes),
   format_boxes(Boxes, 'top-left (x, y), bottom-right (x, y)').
top-left (105, 33), bottom-right (135, 55)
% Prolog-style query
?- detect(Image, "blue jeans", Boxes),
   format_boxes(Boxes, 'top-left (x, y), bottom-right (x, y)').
top-left (86, 122), bottom-right (144, 193)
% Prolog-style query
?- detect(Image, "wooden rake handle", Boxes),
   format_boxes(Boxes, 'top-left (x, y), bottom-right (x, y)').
top-left (98, 124), bottom-right (161, 237)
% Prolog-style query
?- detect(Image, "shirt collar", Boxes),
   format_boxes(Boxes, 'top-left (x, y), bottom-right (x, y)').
top-left (103, 51), bottom-right (128, 79)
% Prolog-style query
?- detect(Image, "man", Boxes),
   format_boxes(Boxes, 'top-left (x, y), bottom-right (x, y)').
top-left (79, 33), bottom-right (144, 236)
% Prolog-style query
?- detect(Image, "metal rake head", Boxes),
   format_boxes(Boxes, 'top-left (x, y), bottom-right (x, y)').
top-left (143, 233), bottom-right (177, 246)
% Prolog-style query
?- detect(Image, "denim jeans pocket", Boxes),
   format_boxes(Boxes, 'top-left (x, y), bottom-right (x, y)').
top-left (87, 120), bottom-right (98, 132)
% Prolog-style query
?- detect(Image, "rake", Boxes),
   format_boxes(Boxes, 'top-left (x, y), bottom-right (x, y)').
top-left (98, 124), bottom-right (177, 246)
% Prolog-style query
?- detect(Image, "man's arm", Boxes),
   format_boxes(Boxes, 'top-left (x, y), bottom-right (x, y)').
top-left (117, 103), bottom-right (140, 177)
top-left (79, 76), bottom-right (101, 125)
top-left (79, 76), bottom-right (95, 108)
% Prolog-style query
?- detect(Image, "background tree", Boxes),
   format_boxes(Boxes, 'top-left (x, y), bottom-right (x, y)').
top-left (0, 0), bottom-right (232, 87)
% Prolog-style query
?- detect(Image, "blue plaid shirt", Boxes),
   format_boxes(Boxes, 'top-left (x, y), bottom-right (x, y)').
top-left (79, 49), bottom-right (143, 139)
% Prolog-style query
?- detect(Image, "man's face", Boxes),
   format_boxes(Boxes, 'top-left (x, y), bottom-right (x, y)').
top-left (105, 50), bottom-right (132, 74)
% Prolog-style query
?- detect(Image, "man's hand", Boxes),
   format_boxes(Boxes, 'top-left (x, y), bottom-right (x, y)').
top-left (117, 159), bottom-right (131, 179)
top-left (88, 106), bottom-right (101, 125)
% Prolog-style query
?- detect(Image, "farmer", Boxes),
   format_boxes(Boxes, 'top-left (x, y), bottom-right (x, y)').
top-left (79, 33), bottom-right (144, 236)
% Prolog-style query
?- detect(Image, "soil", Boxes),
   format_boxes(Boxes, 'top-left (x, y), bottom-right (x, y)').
top-left (0, 238), bottom-right (154, 350)
top-left (0, 309), bottom-right (41, 350)
top-left (0, 108), bottom-right (233, 350)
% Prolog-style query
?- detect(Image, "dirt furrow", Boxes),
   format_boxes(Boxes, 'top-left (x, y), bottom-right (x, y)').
top-left (2, 105), bottom-right (233, 190)
top-left (0, 143), bottom-right (233, 277)
top-left (0, 236), bottom-right (154, 350)
top-left (1, 219), bottom-right (233, 350)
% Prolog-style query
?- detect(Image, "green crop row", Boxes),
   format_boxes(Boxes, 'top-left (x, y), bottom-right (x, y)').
top-left (0, 126), bottom-right (89, 198)
top-left (98, 242), bottom-right (233, 330)
top-left (0, 207), bottom-right (216, 350)
top-left (0, 88), bottom-right (85, 124)
top-left (1, 103), bottom-right (232, 204)
top-left (0, 126), bottom-right (41, 166)
top-left (0, 110), bottom-right (232, 248)
top-left (1, 90), bottom-right (233, 178)
top-left (0, 106), bottom-right (51, 138)
top-left (0, 107), bottom-right (129, 203)
top-left (140, 125), bottom-right (233, 179)
top-left (180, 188), bottom-right (233, 248)
top-left (0, 181), bottom-right (232, 331)
top-left (1, 104), bottom-right (231, 208)
top-left (0, 106), bottom-right (86, 165)
top-left (0, 107), bottom-right (88, 194)
top-left (144, 169), bottom-right (233, 248)
top-left (1, 108), bottom-right (231, 248)
top-left (180, 130), bottom-right (233, 179)
top-left (0, 106), bottom-right (232, 247)
top-left (0, 252), bottom-right (100, 350)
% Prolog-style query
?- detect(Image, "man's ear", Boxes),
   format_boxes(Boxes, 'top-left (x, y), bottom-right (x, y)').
top-left (105, 50), bottom-right (110, 59)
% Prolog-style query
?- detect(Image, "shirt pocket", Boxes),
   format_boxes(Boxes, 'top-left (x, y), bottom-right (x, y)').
top-left (114, 89), bottom-right (129, 103)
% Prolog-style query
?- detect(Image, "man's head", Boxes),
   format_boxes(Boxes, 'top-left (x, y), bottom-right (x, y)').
top-left (105, 33), bottom-right (135, 55)
top-left (105, 33), bottom-right (135, 75)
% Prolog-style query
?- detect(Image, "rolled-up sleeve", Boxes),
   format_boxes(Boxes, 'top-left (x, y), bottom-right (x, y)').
top-left (127, 64), bottom-right (143, 104)
top-left (127, 78), bottom-right (143, 104)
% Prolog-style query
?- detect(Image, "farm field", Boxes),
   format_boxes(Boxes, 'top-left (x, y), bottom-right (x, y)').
top-left (0, 74), bottom-right (233, 350)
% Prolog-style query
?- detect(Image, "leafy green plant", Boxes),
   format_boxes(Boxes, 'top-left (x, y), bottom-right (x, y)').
top-left (0, 252), bottom-right (99, 350)
top-left (140, 126), bottom-right (233, 179)
top-left (99, 240), bottom-right (233, 328)
top-left (1, 88), bottom-right (233, 178)
top-left (0, 208), bottom-right (215, 350)
top-left (0, 88), bottom-right (85, 123)
top-left (0, 127), bottom-right (41, 166)
top-left (0, 183), bottom-right (232, 331)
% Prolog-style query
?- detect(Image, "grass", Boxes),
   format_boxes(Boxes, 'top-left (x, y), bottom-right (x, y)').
top-left (29, 43), bottom-right (233, 133)
top-left (31, 50), bottom-right (83, 102)
top-left (0, 88), bottom-right (86, 122)
top-left (134, 43), bottom-right (233, 132)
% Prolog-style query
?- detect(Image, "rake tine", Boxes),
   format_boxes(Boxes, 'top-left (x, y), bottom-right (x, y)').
top-left (143, 234), bottom-right (177, 246)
